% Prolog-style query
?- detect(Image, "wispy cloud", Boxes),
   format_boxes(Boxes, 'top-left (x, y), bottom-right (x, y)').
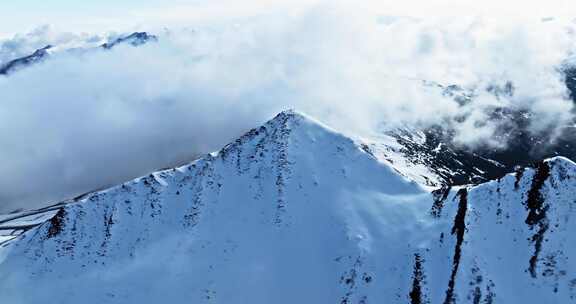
top-left (0, 3), bottom-right (575, 212)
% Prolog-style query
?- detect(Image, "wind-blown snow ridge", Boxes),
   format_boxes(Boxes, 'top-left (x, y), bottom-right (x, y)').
top-left (1, 111), bottom-right (576, 304)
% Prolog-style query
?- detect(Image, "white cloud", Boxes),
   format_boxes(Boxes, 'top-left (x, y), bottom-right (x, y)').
top-left (0, 4), bottom-right (575, 212)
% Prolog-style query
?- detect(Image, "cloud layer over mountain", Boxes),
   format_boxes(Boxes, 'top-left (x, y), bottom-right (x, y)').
top-left (1, 4), bottom-right (575, 212)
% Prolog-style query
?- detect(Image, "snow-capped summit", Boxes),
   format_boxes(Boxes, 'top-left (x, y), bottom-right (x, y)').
top-left (1, 111), bottom-right (576, 303)
top-left (0, 31), bottom-right (157, 76)
top-left (0, 45), bottom-right (52, 75)
top-left (101, 32), bottom-right (157, 49)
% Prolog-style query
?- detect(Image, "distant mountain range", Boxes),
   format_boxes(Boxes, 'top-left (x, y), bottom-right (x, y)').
top-left (0, 32), bottom-right (157, 75)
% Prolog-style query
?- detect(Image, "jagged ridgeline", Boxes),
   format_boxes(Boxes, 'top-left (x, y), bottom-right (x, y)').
top-left (0, 32), bottom-right (157, 75)
top-left (387, 68), bottom-right (576, 187)
top-left (1, 111), bottom-right (576, 303)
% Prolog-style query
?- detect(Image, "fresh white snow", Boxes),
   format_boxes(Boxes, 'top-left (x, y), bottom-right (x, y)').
top-left (0, 111), bottom-right (575, 303)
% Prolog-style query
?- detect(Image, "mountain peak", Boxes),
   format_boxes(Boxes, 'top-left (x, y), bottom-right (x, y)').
top-left (0, 45), bottom-right (52, 75)
top-left (101, 31), bottom-right (157, 49)
top-left (213, 109), bottom-right (346, 160)
top-left (263, 109), bottom-right (302, 129)
top-left (2, 111), bottom-right (576, 303)
top-left (263, 109), bottom-right (319, 130)
top-left (544, 155), bottom-right (576, 167)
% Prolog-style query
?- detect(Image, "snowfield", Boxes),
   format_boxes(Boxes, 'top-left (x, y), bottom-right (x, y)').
top-left (1, 111), bottom-right (575, 303)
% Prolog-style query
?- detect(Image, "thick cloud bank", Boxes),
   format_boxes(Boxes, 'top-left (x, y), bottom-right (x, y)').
top-left (1, 7), bottom-right (576, 212)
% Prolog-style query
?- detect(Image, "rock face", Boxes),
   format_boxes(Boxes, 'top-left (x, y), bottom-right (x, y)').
top-left (1, 111), bottom-right (576, 303)
top-left (384, 74), bottom-right (576, 188)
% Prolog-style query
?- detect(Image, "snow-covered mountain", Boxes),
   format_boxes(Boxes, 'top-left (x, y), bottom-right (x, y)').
top-left (1, 110), bottom-right (576, 303)
top-left (101, 32), bottom-right (157, 49)
top-left (0, 45), bottom-right (52, 75)
top-left (0, 31), bottom-right (157, 75)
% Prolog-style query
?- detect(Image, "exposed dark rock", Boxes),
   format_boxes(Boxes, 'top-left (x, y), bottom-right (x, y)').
top-left (525, 161), bottom-right (551, 278)
top-left (409, 253), bottom-right (428, 304)
top-left (564, 66), bottom-right (576, 102)
top-left (46, 208), bottom-right (66, 239)
top-left (444, 188), bottom-right (468, 304)
top-left (514, 167), bottom-right (525, 190)
top-left (390, 74), bottom-right (576, 188)
top-left (469, 265), bottom-right (483, 304)
top-left (431, 185), bottom-right (452, 217)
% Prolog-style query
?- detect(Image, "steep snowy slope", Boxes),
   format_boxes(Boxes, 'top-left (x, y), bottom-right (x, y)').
top-left (1, 111), bottom-right (576, 304)
top-left (427, 157), bottom-right (576, 303)
top-left (0, 111), bottom-right (435, 303)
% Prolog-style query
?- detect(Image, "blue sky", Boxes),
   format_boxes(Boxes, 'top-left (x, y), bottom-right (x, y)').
top-left (0, 0), bottom-right (177, 35)
top-left (1, 0), bottom-right (575, 36)
top-left (0, 0), bottom-right (172, 14)
top-left (0, 0), bottom-right (320, 36)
